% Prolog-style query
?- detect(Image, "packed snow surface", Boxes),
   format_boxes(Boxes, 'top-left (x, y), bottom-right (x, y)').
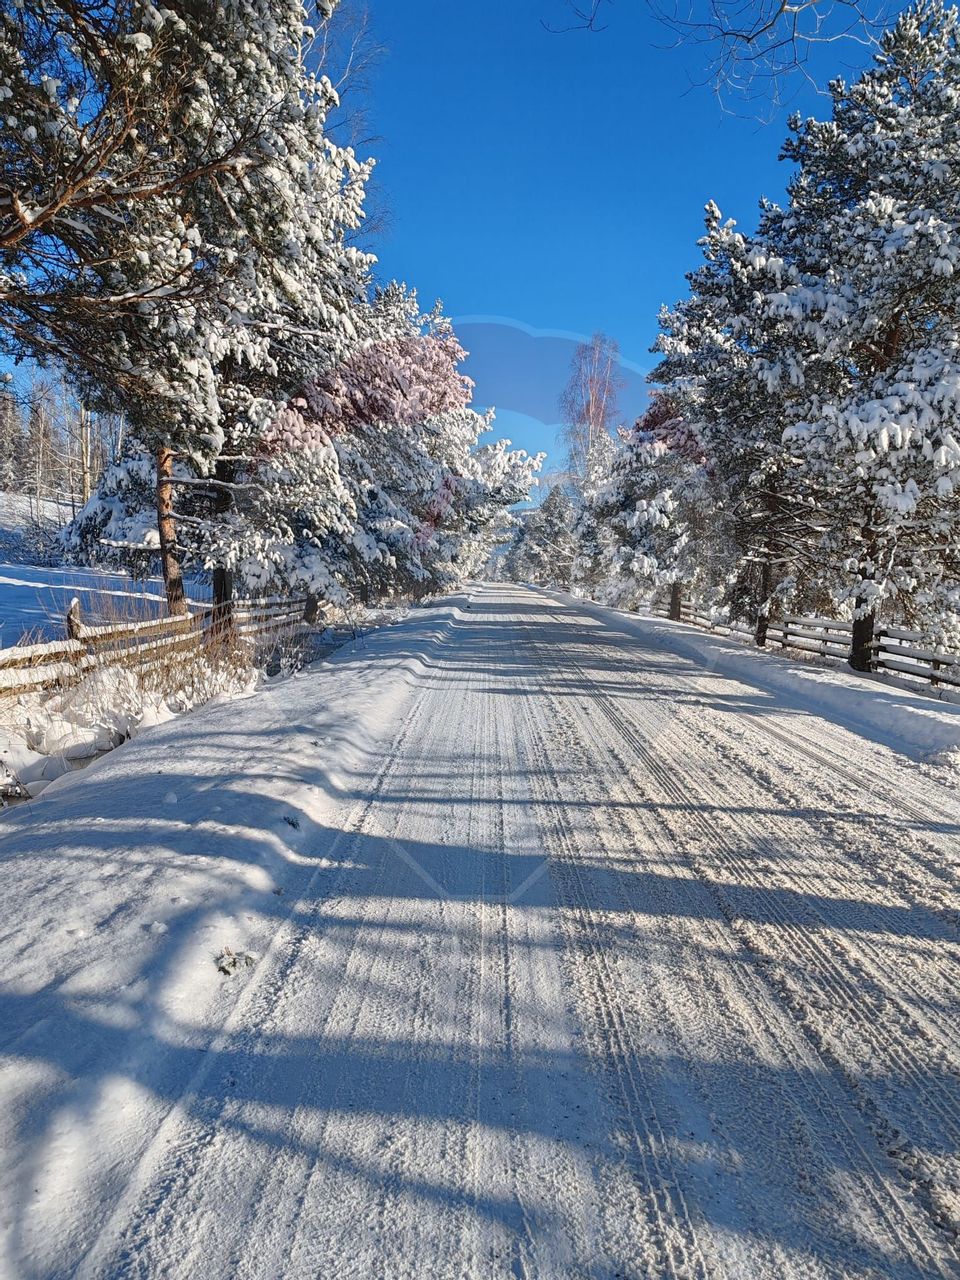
top-left (2, 585), bottom-right (960, 1279)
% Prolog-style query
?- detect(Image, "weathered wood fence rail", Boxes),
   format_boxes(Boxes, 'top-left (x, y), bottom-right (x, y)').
top-left (766, 616), bottom-right (853, 660)
top-left (0, 595), bottom-right (312, 701)
top-left (874, 627), bottom-right (960, 692)
top-left (654, 597), bottom-right (959, 697)
top-left (0, 639), bottom-right (93, 699)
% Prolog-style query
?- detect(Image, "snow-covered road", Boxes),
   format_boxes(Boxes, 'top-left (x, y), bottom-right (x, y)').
top-left (3, 585), bottom-right (960, 1279)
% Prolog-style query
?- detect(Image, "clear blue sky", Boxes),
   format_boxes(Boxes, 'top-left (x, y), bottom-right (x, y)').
top-left (354, 0), bottom-right (875, 468)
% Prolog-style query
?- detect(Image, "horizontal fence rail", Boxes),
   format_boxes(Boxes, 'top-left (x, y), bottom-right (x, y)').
top-left (767, 616), bottom-right (853, 659)
top-left (0, 638), bottom-right (93, 698)
top-left (653, 595), bottom-right (960, 698)
top-left (0, 594), bottom-right (313, 701)
top-left (874, 628), bottom-right (960, 692)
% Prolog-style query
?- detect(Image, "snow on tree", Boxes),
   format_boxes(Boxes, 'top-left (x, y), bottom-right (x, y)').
top-left (569, 426), bottom-right (621, 600)
top-left (62, 442), bottom-right (164, 579)
top-left (1, 0), bottom-right (374, 613)
top-left (611, 0), bottom-right (960, 658)
top-left (504, 485), bottom-right (578, 589)
top-left (559, 333), bottom-right (624, 490)
top-left (68, 292), bottom-right (541, 608)
top-left (647, 202), bottom-right (826, 638)
top-left (304, 285), bottom-right (474, 435)
top-left (758, 0), bottom-right (960, 658)
top-left (585, 395), bottom-right (719, 611)
top-left (548, 332), bottom-right (625, 600)
top-left (0, 390), bottom-right (25, 492)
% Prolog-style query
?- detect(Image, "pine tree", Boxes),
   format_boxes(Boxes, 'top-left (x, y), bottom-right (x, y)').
top-left (503, 486), bottom-right (578, 589)
top-left (0, 392), bottom-right (23, 491)
top-left (761, 0), bottom-right (960, 654)
top-left (1, 1), bottom-right (373, 611)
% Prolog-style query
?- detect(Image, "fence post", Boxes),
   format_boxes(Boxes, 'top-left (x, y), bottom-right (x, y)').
top-left (669, 582), bottom-right (683, 622)
top-left (210, 565), bottom-right (235, 642)
top-left (850, 609), bottom-right (876, 672)
top-left (66, 597), bottom-right (82, 640)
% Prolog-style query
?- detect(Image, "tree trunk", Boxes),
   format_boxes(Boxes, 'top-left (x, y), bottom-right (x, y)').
top-left (79, 404), bottom-right (92, 504)
top-left (155, 445), bottom-right (188, 616)
top-left (849, 607), bottom-right (876, 672)
top-left (211, 565), bottom-right (234, 638)
top-left (754, 558), bottom-right (773, 647)
top-left (669, 581), bottom-right (683, 621)
top-left (208, 457), bottom-right (236, 639)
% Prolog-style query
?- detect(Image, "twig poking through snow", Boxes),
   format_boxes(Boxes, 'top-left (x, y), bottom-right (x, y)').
top-left (216, 945), bottom-right (257, 976)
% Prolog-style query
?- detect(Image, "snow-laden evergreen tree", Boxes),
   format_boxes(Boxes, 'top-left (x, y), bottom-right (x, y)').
top-left (226, 289), bottom-right (476, 602)
top-left (62, 443), bottom-right (163, 579)
top-left (588, 396), bottom-right (714, 610)
top-left (757, 0), bottom-right (960, 657)
top-left (555, 334), bottom-right (623, 598)
top-left (503, 486), bottom-right (578, 589)
top-left (1, 0), bottom-right (373, 611)
top-left (526, 0), bottom-right (960, 657)
top-left (650, 200), bottom-right (835, 639)
top-left (0, 392), bottom-right (24, 491)
top-left (456, 439), bottom-right (544, 580)
top-left (68, 293), bottom-right (541, 606)
top-left (569, 427), bottom-right (620, 600)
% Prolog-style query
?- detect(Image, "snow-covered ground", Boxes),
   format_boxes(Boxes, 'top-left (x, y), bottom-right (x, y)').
top-left (0, 562), bottom-right (175, 644)
top-left (2, 585), bottom-right (960, 1279)
top-left (0, 491), bottom-right (183, 645)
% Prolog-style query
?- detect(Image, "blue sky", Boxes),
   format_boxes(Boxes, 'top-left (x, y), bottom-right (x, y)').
top-left (354, 0), bottom-right (873, 470)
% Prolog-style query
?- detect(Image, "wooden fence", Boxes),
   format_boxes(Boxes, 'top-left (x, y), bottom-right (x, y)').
top-left (765, 616), bottom-right (853, 660)
top-left (0, 594), bottom-right (312, 702)
top-left (873, 626), bottom-right (960, 693)
top-left (0, 638), bottom-right (93, 700)
top-left (654, 595), bottom-right (960, 697)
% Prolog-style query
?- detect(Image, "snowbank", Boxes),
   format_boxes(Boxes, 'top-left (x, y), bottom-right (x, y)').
top-left (0, 636), bottom-right (263, 799)
top-left (561, 594), bottom-right (960, 768)
top-left (0, 596), bottom-right (472, 1273)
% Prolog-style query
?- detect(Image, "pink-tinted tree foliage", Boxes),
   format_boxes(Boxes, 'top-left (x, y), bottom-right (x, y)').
top-left (261, 330), bottom-right (472, 454)
top-left (632, 392), bottom-right (706, 467)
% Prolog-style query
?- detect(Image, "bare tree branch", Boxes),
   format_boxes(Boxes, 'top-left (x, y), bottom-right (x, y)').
top-left (546, 0), bottom-right (892, 109)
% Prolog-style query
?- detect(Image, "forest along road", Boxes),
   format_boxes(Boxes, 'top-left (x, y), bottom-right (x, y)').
top-left (3, 584), bottom-right (960, 1280)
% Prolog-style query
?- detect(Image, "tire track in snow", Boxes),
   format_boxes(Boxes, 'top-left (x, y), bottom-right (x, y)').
top-left (514, 621), bottom-right (717, 1279)
top-left (518, 605), bottom-right (957, 1278)
top-left (34, 585), bottom-right (960, 1279)
top-left (614, 629), bottom-right (960, 927)
top-left (72, 641), bottom-right (454, 1280)
top-left (550, 614), bottom-right (960, 1062)
top-left (578, 626), bottom-right (960, 1241)
top-left (533, 606), bottom-right (960, 1261)
top-left (613, 653), bottom-right (960, 1058)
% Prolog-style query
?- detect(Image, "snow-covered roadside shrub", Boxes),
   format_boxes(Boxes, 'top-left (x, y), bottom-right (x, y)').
top-left (0, 658), bottom-right (254, 801)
